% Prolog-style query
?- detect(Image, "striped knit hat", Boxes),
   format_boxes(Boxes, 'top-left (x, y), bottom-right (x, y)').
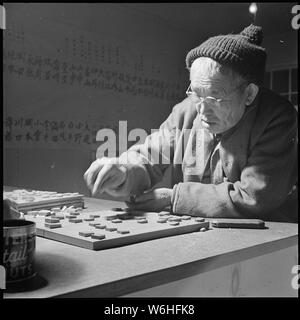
top-left (185, 24), bottom-right (267, 85)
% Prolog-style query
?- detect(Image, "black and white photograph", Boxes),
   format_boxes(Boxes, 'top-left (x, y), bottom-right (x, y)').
top-left (2, 2), bottom-right (298, 302)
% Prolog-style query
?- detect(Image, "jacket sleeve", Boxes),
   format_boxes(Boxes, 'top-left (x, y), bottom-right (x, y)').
top-left (117, 105), bottom-right (178, 196)
top-left (172, 102), bottom-right (298, 219)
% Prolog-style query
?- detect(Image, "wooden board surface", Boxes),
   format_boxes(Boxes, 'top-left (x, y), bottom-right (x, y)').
top-left (25, 208), bottom-right (209, 250)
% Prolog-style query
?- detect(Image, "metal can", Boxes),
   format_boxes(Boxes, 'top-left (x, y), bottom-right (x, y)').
top-left (3, 219), bottom-right (36, 283)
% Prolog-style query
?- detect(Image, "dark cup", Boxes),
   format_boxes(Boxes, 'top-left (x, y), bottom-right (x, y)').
top-left (3, 219), bottom-right (36, 283)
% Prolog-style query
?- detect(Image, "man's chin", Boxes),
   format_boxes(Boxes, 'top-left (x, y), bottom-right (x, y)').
top-left (200, 119), bottom-right (219, 133)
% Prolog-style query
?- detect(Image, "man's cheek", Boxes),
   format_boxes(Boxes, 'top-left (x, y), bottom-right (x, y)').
top-left (215, 110), bottom-right (227, 125)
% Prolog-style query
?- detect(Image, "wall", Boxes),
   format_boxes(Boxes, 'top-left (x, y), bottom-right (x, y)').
top-left (264, 31), bottom-right (298, 70)
top-left (3, 3), bottom-right (192, 195)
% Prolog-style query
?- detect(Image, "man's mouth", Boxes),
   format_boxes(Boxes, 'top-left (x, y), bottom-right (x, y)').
top-left (201, 118), bottom-right (216, 125)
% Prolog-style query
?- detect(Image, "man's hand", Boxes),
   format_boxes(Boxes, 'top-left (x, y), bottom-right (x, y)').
top-left (84, 157), bottom-right (128, 197)
top-left (126, 188), bottom-right (173, 212)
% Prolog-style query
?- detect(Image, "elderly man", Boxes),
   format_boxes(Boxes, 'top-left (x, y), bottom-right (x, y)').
top-left (84, 25), bottom-right (298, 222)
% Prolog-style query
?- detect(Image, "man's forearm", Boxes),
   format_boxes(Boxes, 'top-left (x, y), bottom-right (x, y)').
top-left (171, 182), bottom-right (244, 218)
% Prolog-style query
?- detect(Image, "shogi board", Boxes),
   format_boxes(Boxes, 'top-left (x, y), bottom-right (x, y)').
top-left (3, 189), bottom-right (84, 212)
top-left (25, 208), bottom-right (209, 250)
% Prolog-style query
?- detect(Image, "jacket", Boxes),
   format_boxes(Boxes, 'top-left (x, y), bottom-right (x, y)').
top-left (119, 87), bottom-right (298, 222)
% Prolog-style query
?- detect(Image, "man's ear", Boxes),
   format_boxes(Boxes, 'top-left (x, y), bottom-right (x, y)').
top-left (245, 83), bottom-right (259, 106)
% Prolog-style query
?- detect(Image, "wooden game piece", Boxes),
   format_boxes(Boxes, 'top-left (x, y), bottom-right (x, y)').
top-left (66, 214), bottom-right (77, 219)
top-left (200, 227), bottom-right (207, 232)
top-left (211, 219), bottom-right (265, 229)
top-left (91, 233), bottom-right (106, 240)
top-left (195, 217), bottom-right (205, 222)
top-left (45, 222), bottom-right (62, 229)
top-left (69, 218), bottom-right (83, 223)
top-left (51, 207), bottom-right (61, 212)
top-left (158, 212), bottom-right (170, 216)
top-left (117, 214), bottom-right (131, 220)
top-left (83, 217), bottom-right (95, 221)
top-left (168, 217), bottom-right (182, 222)
top-left (134, 216), bottom-right (146, 220)
top-left (71, 211), bottom-right (80, 216)
top-left (117, 230), bottom-right (130, 234)
top-left (61, 206), bottom-right (67, 211)
top-left (55, 214), bottom-right (65, 220)
top-left (111, 219), bottom-right (122, 223)
top-left (137, 219), bottom-right (148, 224)
top-left (157, 218), bottom-right (168, 223)
top-left (89, 222), bottom-right (101, 227)
top-left (38, 209), bottom-right (51, 216)
top-left (106, 226), bottom-right (117, 232)
top-left (79, 231), bottom-right (94, 237)
top-left (181, 215), bottom-right (191, 220)
top-left (95, 224), bottom-right (106, 229)
top-left (89, 214), bottom-right (100, 218)
top-left (105, 215), bottom-right (119, 220)
top-left (169, 221), bottom-right (179, 226)
top-left (45, 217), bottom-right (60, 223)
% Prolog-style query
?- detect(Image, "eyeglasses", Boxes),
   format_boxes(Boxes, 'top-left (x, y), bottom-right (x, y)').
top-left (186, 82), bottom-right (248, 107)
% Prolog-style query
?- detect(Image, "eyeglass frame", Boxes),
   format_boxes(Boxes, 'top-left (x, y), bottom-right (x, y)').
top-left (185, 81), bottom-right (249, 107)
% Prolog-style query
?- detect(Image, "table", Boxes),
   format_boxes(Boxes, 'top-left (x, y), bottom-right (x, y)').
top-left (4, 197), bottom-right (298, 298)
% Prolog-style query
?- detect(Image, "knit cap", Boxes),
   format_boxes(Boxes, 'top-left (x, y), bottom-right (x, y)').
top-left (185, 24), bottom-right (267, 85)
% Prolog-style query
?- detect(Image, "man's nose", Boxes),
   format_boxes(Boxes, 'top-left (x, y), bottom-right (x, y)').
top-left (196, 100), bottom-right (212, 114)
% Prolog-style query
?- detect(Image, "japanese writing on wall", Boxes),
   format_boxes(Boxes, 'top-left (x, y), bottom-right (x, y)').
top-left (3, 116), bottom-right (143, 151)
top-left (3, 48), bottom-right (184, 102)
top-left (3, 116), bottom-right (106, 149)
